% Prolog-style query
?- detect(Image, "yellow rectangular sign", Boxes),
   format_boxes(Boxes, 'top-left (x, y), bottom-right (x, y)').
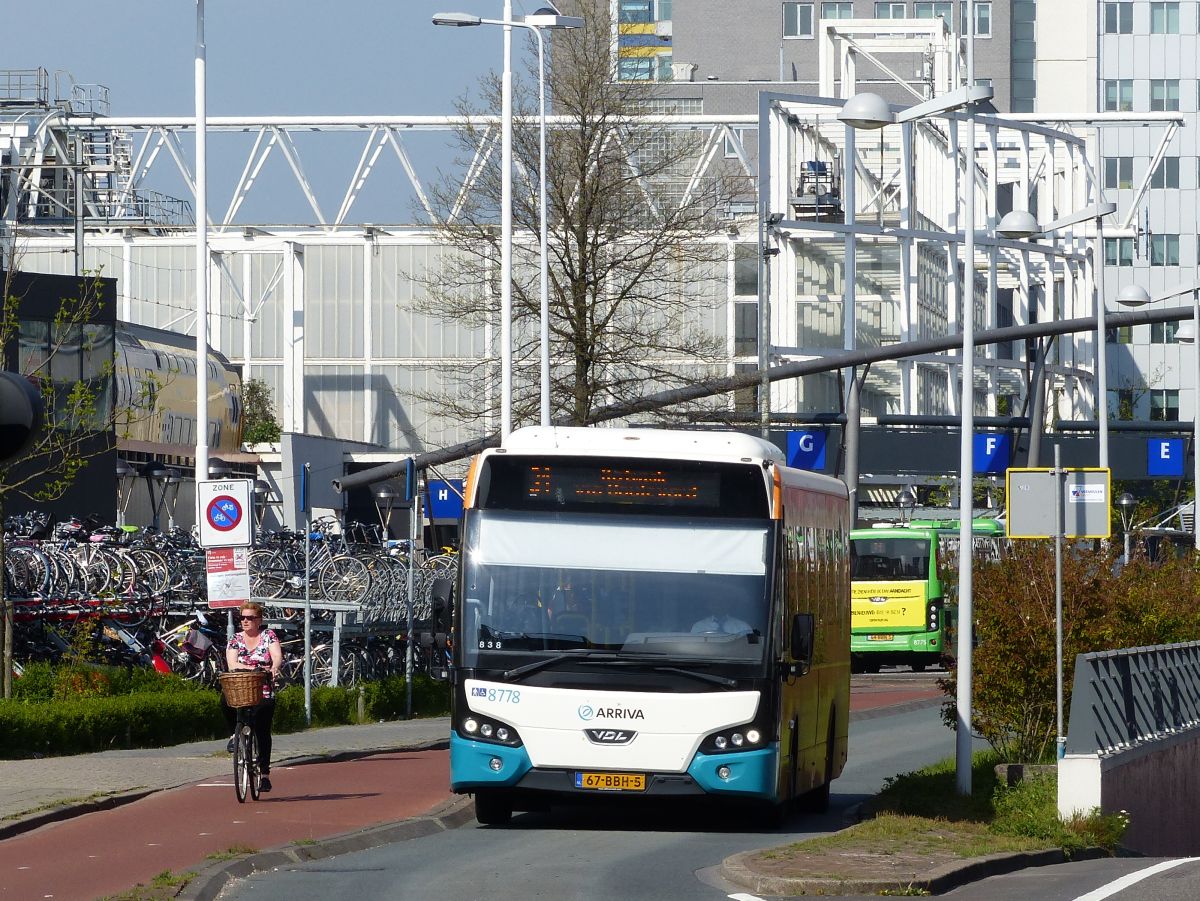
top-left (851, 581), bottom-right (926, 630)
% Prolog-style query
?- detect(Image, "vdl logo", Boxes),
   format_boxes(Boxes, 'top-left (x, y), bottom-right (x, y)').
top-left (578, 705), bottom-right (595, 721)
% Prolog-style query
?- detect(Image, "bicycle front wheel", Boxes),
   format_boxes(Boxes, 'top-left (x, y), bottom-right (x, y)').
top-left (234, 722), bottom-right (251, 803)
top-left (249, 730), bottom-right (261, 800)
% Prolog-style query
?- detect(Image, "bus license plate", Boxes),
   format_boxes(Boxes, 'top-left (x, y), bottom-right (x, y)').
top-left (867, 634), bottom-right (894, 641)
top-left (575, 772), bottom-right (646, 792)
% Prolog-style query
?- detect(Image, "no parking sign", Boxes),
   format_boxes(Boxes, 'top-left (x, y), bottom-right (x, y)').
top-left (197, 479), bottom-right (254, 548)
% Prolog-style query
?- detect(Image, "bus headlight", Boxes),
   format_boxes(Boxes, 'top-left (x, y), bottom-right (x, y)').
top-left (459, 715), bottom-right (522, 747)
top-left (701, 724), bottom-right (765, 754)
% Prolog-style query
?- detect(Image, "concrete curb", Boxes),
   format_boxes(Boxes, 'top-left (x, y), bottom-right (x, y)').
top-left (177, 793), bottom-right (475, 901)
top-left (720, 843), bottom-right (1114, 896)
top-left (0, 738), bottom-right (448, 843)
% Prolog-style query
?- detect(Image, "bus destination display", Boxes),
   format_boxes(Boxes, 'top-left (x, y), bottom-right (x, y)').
top-left (523, 464), bottom-right (719, 508)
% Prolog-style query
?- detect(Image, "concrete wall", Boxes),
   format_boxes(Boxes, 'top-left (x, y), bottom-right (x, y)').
top-left (1059, 728), bottom-right (1200, 856)
top-left (1034, 0), bottom-right (1093, 112)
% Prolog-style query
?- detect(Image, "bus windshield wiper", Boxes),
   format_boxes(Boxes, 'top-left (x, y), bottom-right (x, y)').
top-left (502, 650), bottom-right (617, 682)
top-left (652, 666), bottom-right (737, 688)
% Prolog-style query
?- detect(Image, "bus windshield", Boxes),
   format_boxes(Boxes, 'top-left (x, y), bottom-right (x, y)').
top-left (460, 510), bottom-right (770, 667)
top-left (850, 537), bottom-right (930, 581)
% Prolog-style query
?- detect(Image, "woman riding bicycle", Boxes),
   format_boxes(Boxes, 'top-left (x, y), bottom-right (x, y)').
top-left (223, 602), bottom-right (282, 792)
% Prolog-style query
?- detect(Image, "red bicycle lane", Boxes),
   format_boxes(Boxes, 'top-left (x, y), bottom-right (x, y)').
top-left (0, 749), bottom-right (450, 901)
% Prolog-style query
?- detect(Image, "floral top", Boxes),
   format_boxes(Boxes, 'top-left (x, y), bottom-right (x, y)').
top-left (228, 628), bottom-right (279, 699)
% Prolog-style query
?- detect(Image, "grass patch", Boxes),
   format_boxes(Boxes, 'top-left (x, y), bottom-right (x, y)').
top-left (750, 751), bottom-right (1129, 887)
top-left (98, 869), bottom-right (196, 901)
top-left (205, 844), bottom-right (258, 861)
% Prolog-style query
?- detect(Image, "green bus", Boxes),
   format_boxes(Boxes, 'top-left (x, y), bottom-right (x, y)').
top-left (849, 519), bottom-right (1003, 673)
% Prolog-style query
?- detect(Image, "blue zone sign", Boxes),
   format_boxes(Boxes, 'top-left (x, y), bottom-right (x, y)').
top-left (787, 430), bottom-right (827, 471)
top-left (1147, 438), bottom-right (1185, 477)
top-left (425, 479), bottom-right (465, 521)
top-left (974, 433), bottom-right (1010, 475)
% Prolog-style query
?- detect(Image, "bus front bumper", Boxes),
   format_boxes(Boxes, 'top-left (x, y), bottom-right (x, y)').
top-left (450, 732), bottom-right (778, 799)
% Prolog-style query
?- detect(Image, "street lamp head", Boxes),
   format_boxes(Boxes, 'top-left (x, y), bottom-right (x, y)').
top-left (1115, 284), bottom-right (1152, 308)
top-left (207, 458), bottom-right (232, 480)
top-left (897, 485), bottom-right (917, 516)
top-left (837, 93), bottom-right (895, 130)
top-left (253, 479), bottom-right (272, 501)
top-left (1117, 492), bottom-right (1136, 512)
top-left (996, 210), bottom-right (1041, 240)
top-left (1176, 319), bottom-right (1196, 343)
top-left (432, 12), bottom-right (482, 26)
top-left (115, 458), bottom-right (134, 481)
top-left (524, 6), bottom-right (585, 28)
top-left (374, 483), bottom-right (399, 511)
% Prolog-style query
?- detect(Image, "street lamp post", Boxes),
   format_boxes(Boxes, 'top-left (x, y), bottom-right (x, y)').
top-left (373, 483), bottom-right (399, 538)
top-left (433, 8), bottom-right (582, 430)
top-left (115, 459), bottom-right (135, 527)
top-left (194, 0), bottom-right (210, 491)
top-left (838, 77), bottom-right (993, 796)
top-left (1115, 282), bottom-right (1200, 551)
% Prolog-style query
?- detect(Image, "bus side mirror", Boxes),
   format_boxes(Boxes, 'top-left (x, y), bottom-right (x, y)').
top-left (790, 613), bottom-right (814, 674)
top-left (430, 577), bottom-right (453, 633)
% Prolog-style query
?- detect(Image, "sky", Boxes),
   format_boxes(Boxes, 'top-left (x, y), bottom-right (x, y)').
top-left (4, 1), bottom-right (552, 224)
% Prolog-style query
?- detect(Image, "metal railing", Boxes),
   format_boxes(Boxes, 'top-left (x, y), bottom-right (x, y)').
top-left (0, 68), bottom-right (50, 106)
top-left (1065, 641), bottom-right (1200, 756)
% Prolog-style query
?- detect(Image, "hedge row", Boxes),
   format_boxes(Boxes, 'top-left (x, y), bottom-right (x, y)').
top-left (1, 667), bottom-right (451, 758)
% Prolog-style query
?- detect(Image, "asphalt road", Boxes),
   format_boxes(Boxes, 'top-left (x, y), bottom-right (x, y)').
top-left (219, 703), bottom-right (964, 901)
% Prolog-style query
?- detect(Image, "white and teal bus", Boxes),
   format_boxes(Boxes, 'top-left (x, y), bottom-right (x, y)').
top-left (446, 426), bottom-right (851, 824)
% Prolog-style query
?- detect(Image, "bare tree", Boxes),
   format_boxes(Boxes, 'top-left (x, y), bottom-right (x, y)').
top-left (415, 0), bottom-right (752, 428)
top-left (0, 253), bottom-right (155, 697)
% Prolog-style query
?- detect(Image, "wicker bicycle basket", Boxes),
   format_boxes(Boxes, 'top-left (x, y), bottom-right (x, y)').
top-left (219, 671), bottom-right (267, 708)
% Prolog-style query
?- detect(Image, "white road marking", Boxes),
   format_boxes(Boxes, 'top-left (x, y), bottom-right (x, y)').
top-left (197, 783), bottom-right (234, 787)
top-left (1072, 858), bottom-right (1200, 901)
top-left (728, 894), bottom-right (766, 901)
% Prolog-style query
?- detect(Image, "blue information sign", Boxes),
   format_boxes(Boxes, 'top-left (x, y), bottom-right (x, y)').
top-left (974, 433), bottom-right (1010, 475)
top-left (787, 430), bottom-right (828, 471)
top-left (425, 479), bottom-right (465, 521)
top-left (1147, 438), bottom-right (1185, 477)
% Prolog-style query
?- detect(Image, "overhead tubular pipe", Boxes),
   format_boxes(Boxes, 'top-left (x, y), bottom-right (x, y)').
top-left (332, 303), bottom-right (1193, 492)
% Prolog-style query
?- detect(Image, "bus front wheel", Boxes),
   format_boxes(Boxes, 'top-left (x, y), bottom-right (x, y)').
top-left (473, 790), bottom-right (513, 826)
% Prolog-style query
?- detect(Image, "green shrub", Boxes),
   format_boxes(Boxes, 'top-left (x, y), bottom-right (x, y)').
top-left (939, 543), bottom-right (1200, 762)
top-left (0, 667), bottom-right (450, 758)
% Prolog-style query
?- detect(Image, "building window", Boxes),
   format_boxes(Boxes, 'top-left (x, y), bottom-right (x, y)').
top-left (821, 2), bottom-right (854, 18)
top-left (1107, 325), bottom-right (1134, 345)
top-left (784, 2), bottom-right (815, 36)
top-left (1116, 388), bottom-right (1135, 420)
top-left (914, 2), bottom-right (953, 21)
top-left (1150, 79), bottom-right (1180, 111)
top-left (1104, 157), bottom-right (1134, 190)
top-left (618, 1), bottom-right (654, 24)
top-left (734, 244), bottom-right (759, 297)
top-left (1151, 321), bottom-right (1179, 344)
top-left (617, 58), bottom-right (655, 81)
top-left (1151, 157), bottom-right (1180, 189)
top-left (1150, 1), bottom-right (1180, 34)
top-left (961, 1), bottom-right (992, 36)
top-left (1103, 79), bottom-right (1133, 111)
top-left (875, 2), bottom-right (907, 16)
top-left (1103, 2), bottom-right (1133, 34)
top-left (1150, 234), bottom-right (1180, 266)
top-left (733, 363), bottom-right (759, 412)
top-left (1150, 389), bottom-right (1179, 422)
top-left (1104, 237), bottom-right (1134, 266)
top-left (734, 303), bottom-right (759, 356)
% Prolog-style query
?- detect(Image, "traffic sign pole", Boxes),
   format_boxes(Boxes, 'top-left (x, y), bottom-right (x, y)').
top-left (1054, 444), bottom-right (1066, 759)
